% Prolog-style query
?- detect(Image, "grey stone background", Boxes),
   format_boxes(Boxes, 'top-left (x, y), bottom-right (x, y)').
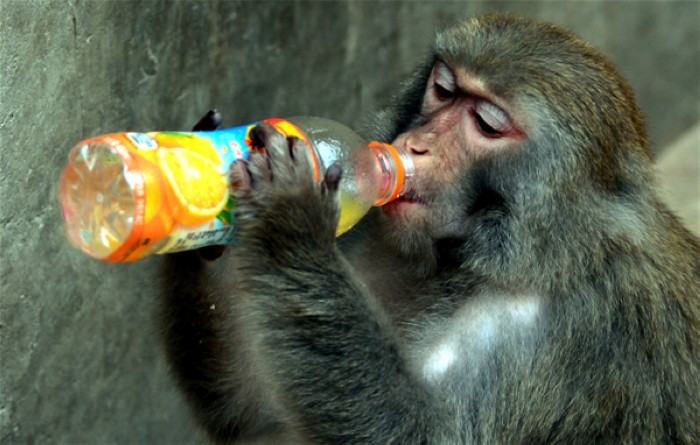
top-left (1, 1), bottom-right (697, 443)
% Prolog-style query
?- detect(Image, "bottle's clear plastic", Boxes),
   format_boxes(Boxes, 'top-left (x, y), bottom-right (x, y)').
top-left (57, 117), bottom-right (413, 262)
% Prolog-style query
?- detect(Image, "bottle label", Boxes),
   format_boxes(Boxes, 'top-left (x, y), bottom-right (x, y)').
top-left (75, 120), bottom-right (319, 262)
top-left (110, 125), bottom-right (257, 261)
top-left (59, 119), bottom-right (323, 262)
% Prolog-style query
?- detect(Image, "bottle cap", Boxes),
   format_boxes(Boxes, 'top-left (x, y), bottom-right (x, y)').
top-left (368, 141), bottom-right (414, 205)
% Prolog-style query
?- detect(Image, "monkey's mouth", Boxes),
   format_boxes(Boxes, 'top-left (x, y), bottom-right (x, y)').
top-left (394, 189), bottom-right (426, 205)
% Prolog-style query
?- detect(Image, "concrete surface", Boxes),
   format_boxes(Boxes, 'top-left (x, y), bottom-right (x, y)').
top-left (1, 1), bottom-right (698, 443)
top-left (658, 123), bottom-right (700, 235)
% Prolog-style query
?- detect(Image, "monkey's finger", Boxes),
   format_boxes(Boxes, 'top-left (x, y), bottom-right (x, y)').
top-left (289, 137), bottom-right (317, 184)
top-left (230, 160), bottom-right (253, 194)
top-left (322, 164), bottom-right (342, 194)
top-left (248, 123), bottom-right (292, 182)
top-left (246, 151), bottom-right (273, 187)
top-left (192, 109), bottom-right (222, 131)
top-left (248, 122), bottom-right (284, 151)
top-left (264, 132), bottom-right (297, 182)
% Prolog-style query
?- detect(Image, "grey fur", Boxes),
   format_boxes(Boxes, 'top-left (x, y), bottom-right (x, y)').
top-left (160, 13), bottom-right (699, 444)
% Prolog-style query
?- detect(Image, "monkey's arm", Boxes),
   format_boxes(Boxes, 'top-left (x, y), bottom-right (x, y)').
top-left (228, 124), bottom-right (446, 443)
top-left (158, 111), bottom-right (286, 442)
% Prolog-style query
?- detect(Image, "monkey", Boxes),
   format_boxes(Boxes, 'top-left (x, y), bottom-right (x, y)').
top-left (159, 13), bottom-right (699, 444)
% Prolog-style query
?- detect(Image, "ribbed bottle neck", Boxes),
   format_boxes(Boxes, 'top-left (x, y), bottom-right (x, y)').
top-left (368, 142), bottom-right (414, 206)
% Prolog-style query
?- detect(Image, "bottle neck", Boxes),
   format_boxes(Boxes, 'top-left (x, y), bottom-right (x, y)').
top-left (368, 142), bottom-right (414, 206)
top-left (263, 117), bottom-right (414, 206)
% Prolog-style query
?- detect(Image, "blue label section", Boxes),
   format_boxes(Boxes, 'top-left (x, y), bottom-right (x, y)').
top-left (195, 124), bottom-right (256, 173)
top-left (126, 132), bottom-right (158, 149)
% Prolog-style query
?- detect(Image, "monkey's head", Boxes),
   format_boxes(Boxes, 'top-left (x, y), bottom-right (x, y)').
top-left (367, 14), bottom-right (656, 284)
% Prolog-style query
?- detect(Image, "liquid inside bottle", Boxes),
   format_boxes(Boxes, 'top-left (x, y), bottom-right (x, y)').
top-left (287, 117), bottom-right (412, 235)
top-left (60, 141), bottom-right (137, 259)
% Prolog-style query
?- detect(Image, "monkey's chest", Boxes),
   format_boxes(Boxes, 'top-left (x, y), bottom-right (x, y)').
top-left (411, 292), bottom-right (542, 384)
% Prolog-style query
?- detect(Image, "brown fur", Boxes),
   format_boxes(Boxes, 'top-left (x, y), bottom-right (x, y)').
top-left (160, 14), bottom-right (699, 443)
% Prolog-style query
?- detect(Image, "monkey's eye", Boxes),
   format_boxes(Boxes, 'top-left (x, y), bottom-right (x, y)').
top-left (434, 83), bottom-right (456, 101)
top-left (472, 101), bottom-right (511, 137)
top-left (432, 61), bottom-right (457, 101)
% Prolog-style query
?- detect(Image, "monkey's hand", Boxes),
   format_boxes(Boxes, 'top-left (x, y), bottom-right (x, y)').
top-left (191, 108), bottom-right (222, 132)
top-left (231, 123), bottom-right (342, 260)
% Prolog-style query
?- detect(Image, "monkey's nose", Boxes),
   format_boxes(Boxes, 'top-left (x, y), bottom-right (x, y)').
top-left (405, 132), bottom-right (432, 155)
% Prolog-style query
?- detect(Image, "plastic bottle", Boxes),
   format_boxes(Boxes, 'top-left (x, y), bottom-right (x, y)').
top-left (57, 117), bottom-right (414, 262)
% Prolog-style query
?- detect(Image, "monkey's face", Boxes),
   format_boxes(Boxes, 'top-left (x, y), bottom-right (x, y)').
top-left (383, 60), bottom-right (526, 240)
top-left (374, 13), bottom-right (651, 260)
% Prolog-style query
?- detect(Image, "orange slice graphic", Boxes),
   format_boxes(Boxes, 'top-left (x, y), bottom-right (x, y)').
top-left (158, 147), bottom-right (229, 227)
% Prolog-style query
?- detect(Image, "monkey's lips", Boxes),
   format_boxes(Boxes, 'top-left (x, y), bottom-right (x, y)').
top-left (388, 190), bottom-right (427, 207)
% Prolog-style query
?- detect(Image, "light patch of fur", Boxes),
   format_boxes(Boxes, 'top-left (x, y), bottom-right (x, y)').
top-left (419, 292), bottom-right (541, 383)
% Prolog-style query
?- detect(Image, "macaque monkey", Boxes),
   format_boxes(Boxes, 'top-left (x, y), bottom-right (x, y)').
top-left (160, 13), bottom-right (699, 443)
